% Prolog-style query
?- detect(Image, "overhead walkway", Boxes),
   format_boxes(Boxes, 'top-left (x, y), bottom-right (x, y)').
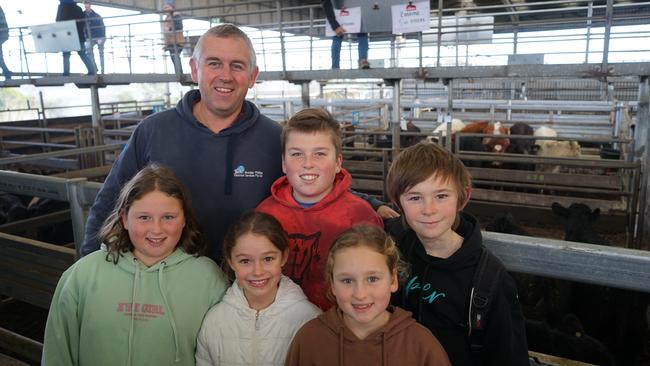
top-left (2, 62), bottom-right (650, 89)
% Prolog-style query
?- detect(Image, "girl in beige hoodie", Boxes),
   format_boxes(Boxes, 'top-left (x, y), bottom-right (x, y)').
top-left (285, 225), bottom-right (450, 366)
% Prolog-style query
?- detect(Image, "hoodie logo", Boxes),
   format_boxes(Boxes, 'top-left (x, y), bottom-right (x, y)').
top-left (233, 165), bottom-right (264, 178)
top-left (286, 232), bottom-right (322, 285)
top-left (117, 302), bottom-right (165, 321)
top-left (405, 276), bottom-right (446, 304)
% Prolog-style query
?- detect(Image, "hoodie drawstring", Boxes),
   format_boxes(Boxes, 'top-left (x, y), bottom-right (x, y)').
top-left (404, 237), bottom-right (430, 323)
top-left (157, 261), bottom-right (181, 363)
top-left (338, 327), bottom-right (344, 366)
top-left (224, 135), bottom-right (235, 195)
top-left (381, 333), bottom-right (387, 366)
top-left (127, 258), bottom-right (139, 366)
top-left (417, 263), bottom-right (432, 323)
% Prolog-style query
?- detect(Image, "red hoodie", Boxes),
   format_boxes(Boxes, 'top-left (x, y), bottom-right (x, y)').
top-left (257, 169), bottom-right (382, 310)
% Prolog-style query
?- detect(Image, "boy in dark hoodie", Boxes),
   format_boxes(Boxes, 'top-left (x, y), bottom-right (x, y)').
top-left (385, 141), bottom-right (529, 366)
top-left (285, 225), bottom-right (450, 366)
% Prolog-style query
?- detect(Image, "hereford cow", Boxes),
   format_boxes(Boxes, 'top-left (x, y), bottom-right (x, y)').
top-left (457, 121), bottom-right (510, 167)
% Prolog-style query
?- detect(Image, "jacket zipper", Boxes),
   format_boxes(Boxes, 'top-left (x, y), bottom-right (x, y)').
top-left (252, 310), bottom-right (260, 365)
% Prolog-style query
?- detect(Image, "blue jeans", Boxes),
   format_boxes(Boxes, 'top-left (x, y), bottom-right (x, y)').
top-left (331, 33), bottom-right (368, 69)
top-left (62, 49), bottom-right (96, 75)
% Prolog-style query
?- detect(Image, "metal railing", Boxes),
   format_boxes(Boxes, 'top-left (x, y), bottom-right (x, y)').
top-left (0, 168), bottom-right (648, 293)
top-left (0, 0), bottom-right (648, 78)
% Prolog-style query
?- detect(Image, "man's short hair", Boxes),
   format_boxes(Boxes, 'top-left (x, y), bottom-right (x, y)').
top-left (192, 23), bottom-right (257, 71)
top-left (281, 108), bottom-right (342, 156)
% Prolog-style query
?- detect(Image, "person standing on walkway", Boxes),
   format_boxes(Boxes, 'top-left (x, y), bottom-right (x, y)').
top-left (0, 5), bottom-right (12, 80)
top-left (322, 0), bottom-right (370, 70)
top-left (161, 1), bottom-right (184, 75)
top-left (56, 0), bottom-right (96, 75)
top-left (83, 1), bottom-right (106, 74)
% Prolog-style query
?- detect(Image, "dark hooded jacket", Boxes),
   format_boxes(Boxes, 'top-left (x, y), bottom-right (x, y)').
top-left (56, 0), bottom-right (87, 45)
top-left (285, 306), bottom-right (451, 366)
top-left (388, 211), bottom-right (529, 366)
top-left (81, 89), bottom-right (283, 261)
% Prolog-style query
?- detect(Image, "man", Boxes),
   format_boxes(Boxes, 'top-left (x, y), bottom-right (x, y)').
top-left (81, 24), bottom-right (396, 262)
top-left (161, 1), bottom-right (184, 75)
top-left (83, 1), bottom-right (106, 74)
top-left (81, 24), bottom-right (279, 261)
top-left (56, 0), bottom-right (96, 75)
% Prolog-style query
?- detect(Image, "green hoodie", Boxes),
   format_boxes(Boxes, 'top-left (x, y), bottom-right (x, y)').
top-left (43, 248), bottom-right (228, 366)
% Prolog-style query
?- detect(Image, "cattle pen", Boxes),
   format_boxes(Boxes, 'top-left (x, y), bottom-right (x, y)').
top-left (2, 0), bottom-right (650, 364)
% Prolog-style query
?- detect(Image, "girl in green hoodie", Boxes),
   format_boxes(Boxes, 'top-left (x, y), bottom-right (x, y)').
top-left (43, 164), bottom-right (228, 366)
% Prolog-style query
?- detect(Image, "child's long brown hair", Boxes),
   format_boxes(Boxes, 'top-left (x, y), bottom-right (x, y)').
top-left (99, 163), bottom-right (204, 264)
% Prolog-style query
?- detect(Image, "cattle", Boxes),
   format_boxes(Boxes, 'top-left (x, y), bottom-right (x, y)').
top-left (486, 214), bottom-right (612, 365)
top-left (457, 121), bottom-right (510, 167)
top-left (551, 202), bottom-right (649, 366)
top-left (526, 314), bottom-right (616, 366)
top-left (505, 122), bottom-right (536, 170)
top-left (533, 125), bottom-right (558, 139)
top-left (535, 140), bottom-right (582, 174)
top-left (459, 121), bottom-right (510, 153)
top-left (0, 192), bottom-right (28, 224)
top-left (427, 118), bottom-right (466, 144)
top-left (508, 122), bottom-right (535, 154)
top-left (26, 197), bottom-right (74, 245)
top-left (401, 120), bottom-right (425, 148)
top-left (486, 213), bottom-right (571, 323)
top-left (551, 202), bottom-right (605, 244)
top-left (366, 120), bottom-right (425, 149)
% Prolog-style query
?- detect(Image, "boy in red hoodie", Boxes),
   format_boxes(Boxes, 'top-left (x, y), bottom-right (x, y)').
top-left (257, 108), bottom-right (382, 310)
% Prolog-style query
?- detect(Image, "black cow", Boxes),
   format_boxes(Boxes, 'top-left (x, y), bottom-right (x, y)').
top-left (505, 122), bottom-right (536, 171)
top-left (0, 192), bottom-right (28, 224)
top-left (551, 202), bottom-right (607, 244)
top-left (526, 314), bottom-right (616, 366)
top-left (551, 202), bottom-right (649, 366)
top-left (486, 213), bottom-right (571, 324)
top-left (26, 198), bottom-right (74, 245)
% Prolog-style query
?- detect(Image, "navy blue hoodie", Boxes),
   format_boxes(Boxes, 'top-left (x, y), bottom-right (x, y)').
top-left (82, 90), bottom-right (282, 261)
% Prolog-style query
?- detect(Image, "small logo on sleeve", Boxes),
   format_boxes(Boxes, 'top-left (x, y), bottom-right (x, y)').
top-left (233, 165), bottom-right (264, 178)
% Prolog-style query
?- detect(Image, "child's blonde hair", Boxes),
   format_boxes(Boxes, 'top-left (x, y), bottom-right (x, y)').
top-left (325, 225), bottom-right (408, 301)
top-left (281, 108), bottom-right (342, 155)
top-left (386, 141), bottom-right (472, 212)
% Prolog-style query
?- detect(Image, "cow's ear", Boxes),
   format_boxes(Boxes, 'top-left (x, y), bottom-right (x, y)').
top-left (551, 202), bottom-right (568, 217)
top-left (590, 208), bottom-right (601, 221)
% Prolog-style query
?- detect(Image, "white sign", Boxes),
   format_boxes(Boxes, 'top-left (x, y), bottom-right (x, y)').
top-left (391, 1), bottom-right (430, 35)
top-left (423, 16), bottom-right (494, 45)
top-left (30, 21), bottom-right (81, 53)
top-left (325, 7), bottom-right (362, 37)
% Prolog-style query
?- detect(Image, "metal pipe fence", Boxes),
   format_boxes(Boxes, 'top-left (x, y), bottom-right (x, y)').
top-left (0, 0), bottom-right (648, 77)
